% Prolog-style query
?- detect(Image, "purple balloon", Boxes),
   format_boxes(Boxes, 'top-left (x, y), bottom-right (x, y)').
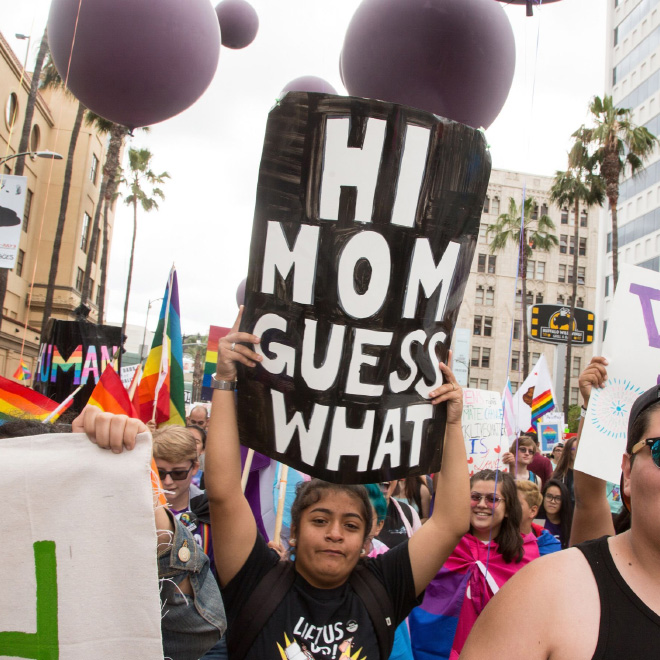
top-left (236, 278), bottom-right (246, 307)
top-left (340, 0), bottom-right (515, 129)
top-left (280, 76), bottom-right (338, 97)
top-left (48, 0), bottom-right (220, 129)
top-left (215, 0), bottom-right (259, 49)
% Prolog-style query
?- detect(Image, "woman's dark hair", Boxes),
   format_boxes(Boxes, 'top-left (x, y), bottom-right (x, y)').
top-left (290, 480), bottom-right (373, 542)
top-left (553, 436), bottom-right (578, 481)
top-left (539, 478), bottom-right (573, 549)
top-left (0, 418), bottom-right (71, 438)
top-left (401, 476), bottom-right (426, 514)
top-left (470, 469), bottom-right (523, 564)
top-left (627, 399), bottom-right (660, 457)
top-left (186, 424), bottom-right (207, 449)
top-left (613, 506), bottom-right (631, 534)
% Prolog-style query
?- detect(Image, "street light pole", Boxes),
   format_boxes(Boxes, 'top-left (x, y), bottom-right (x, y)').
top-left (140, 297), bottom-right (163, 361)
top-left (0, 151), bottom-right (63, 167)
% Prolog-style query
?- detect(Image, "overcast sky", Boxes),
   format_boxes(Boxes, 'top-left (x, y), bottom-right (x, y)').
top-left (3, 0), bottom-right (606, 337)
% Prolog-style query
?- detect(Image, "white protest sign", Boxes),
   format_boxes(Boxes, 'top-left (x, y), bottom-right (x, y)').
top-left (120, 363), bottom-right (139, 388)
top-left (0, 174), bottom-right (28, 268)
top-left (0, 432), bottom-right (163, 659)
top-left (576, 264), bottom-right (660, 482)
top-left (462, 388), bottom-right (508, 476)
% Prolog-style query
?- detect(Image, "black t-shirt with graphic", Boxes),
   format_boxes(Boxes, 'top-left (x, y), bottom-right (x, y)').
top-left (221, 533), bottom-right (419, 659)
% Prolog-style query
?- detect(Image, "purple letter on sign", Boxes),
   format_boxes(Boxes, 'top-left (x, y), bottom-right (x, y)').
top-left (630, 283), bottom-right (660, 348)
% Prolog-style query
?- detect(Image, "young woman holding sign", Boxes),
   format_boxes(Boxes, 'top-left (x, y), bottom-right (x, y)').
top-left (205, 309), bottom-right (470, 660)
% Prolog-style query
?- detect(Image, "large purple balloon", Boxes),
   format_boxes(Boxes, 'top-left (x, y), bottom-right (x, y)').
top-left (340, 0), bottom-right (515, 129)
top-left (48, 0), bottom-right (221, 129)
top-left (215, 0), bottom-right (259, 49)
top-left (280, 76), bottom-right (338, 97)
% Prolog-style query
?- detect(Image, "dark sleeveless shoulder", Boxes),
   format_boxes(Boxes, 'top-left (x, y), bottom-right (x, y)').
top-left (577, 535), bottom-right (660, 660)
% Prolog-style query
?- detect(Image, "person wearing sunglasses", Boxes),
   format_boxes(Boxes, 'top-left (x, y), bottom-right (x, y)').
top-left (409, 470), bottom-right (539, 659)
top-left (460, 357), bottom-right (660, 659)
top-left (508, 435), bottom-right (542, 488)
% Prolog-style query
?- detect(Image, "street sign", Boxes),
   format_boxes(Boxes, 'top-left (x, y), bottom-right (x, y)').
top-left (529, 304), bottom-right (594, 345)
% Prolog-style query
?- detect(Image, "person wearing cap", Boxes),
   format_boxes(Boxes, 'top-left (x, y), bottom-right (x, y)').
top-left (460, 355), bottom-right (660, 659)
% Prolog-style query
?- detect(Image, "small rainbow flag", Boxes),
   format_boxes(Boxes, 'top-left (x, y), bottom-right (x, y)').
top-left (13, 359), bottom-right (31, 381)
top-left (88, 364), bottom-right (138, 417)
top-left (137, 266), bottom-right (185, 427)
top-left (201, 325), bottom-right (230, 401)
top-left (0, 374), bottom-right (64, 422)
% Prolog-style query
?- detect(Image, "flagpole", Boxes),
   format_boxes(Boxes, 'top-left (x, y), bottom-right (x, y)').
top-left (241, 448), bottom-right (254, 493)
top-left (273, 464), bottom-right (289, 546)
top-left (42, 383), bottom-right (84, 423)
top-left (151, 265), bottom-right (175, 424)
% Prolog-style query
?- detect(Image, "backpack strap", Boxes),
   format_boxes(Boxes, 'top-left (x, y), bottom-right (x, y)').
top-left (349, 563), bottom-right (396, 660)
top-left (227, 560), bottom-right (296, 660)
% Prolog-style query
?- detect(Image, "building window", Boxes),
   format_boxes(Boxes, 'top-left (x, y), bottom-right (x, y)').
top-left (559, 264), bottom-right (566, 283)
top-left (605, 275), bottom-right (611, 297)
top-left (491, 197), bottom-right (500, 215)
top-left (570, 387), bottom-right (580, 406)
top-left (15, 249), bottom-right (24, 277)
top-left (480, 379), bottom-right (489, 390)
top-left (483, 316), bottom-right (493, 337)
top-left (75, 267), bottom-right (84, 291)
top-left (531, 204), bottom-right (538, 220)
top-left (481, 348), bottom-right (491, 368)
top-left (477, 253), bottom-right (486, 272)
top-left (578, 266), bottom-right (586, 285)
top-left (479, 224), bottom-right (488, 244)
top-left (561, 208), bottom-right (569, 225)
top-left (603, 320), bottom-right (608, 339)
top-left (580, 210), bottom-right (588, 227)
top-left (476, 285), bottom-right (484, 305)
top-left (526, 291), bottom-right (534, 305)
top-left (511, 381), bottom-right (519, 394)
top-left (558, 294), bottom-right (565, 304)
top-left (559, 234), bottom-right (568, 253)
top-left (5, 92), bottom-right (18, 129)
top-left (80, 212), bottom-right (91, 252)
top-left (535, 292), bottom-right (544, 304)
top-left (30, 124), bottom-right (40, 152)
top-left (22, 189), bottom-right (33, 233)
top-left (513, 320), bottom-right (522, 340)
top-left (96, 284), bottom-right (102, 307)
top-left (516, 289), bottom-right (522, 307)
top-left (511, 351), bottom-right (520, 371)
top-left (572, 356), bottom-right (581, 378)
top-left (469, 378), bottom-right (479, 389)
top-left (541, 203), bottom-right (548, 216)
top-left (485, 286), bottom-right (494, 306)
top-left (90, 154), bottom-right (99, 184)
top-left (527, 260), bottom-right (535, 279)
top-left (474, 315), bottom-right (482, 335)
top-left (536, 261), bottom-right (545, 281)
top-left (471, 346), bottom-right (481, 368)
top-left (483, 196), bottom-right (490, 213)
top-left (488, 255), bottom-right (496, 274)
top-left (577, 297), bottom-right (584, 307)
top-left (579, 237), bottom-right (587, 256)
top-left (569, 235), bottom-right (576, 255)
top-left (567, 265), bottom-right (575, 284)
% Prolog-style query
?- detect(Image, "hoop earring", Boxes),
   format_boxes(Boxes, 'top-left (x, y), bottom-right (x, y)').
top-left (360, 549), bottom-right (366, 556)
top-left (289, 538), bottom-right (296, 546)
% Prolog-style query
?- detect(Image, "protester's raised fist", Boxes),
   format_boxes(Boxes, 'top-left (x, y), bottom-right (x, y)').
top-left (216, 306), bottom-right (262, 381)
top-left (72, 405), bottom-right (148, 453)
top-left (578, 356), bottom-right (608, 407)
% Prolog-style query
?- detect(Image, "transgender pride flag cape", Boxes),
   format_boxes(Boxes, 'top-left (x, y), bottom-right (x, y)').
top-left (409, 533), bottom-right (539, 659)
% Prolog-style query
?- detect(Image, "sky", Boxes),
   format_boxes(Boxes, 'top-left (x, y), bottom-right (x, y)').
top-left (2, 0), bottom-right (607, 338)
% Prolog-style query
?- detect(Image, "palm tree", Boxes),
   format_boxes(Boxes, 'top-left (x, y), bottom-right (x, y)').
top-left (550, 138), bottom-right (605, 413)
top-left (39, 54), bottom-right (87, 341)
top-left (121, 148), bottom-right (169, 361)
top-left (577, 95), bottom-right (658, 292)
top-left (488, 196), bottom-right (559, 379)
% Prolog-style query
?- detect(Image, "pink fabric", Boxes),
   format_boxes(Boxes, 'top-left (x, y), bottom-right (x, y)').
top-left (447, 532), bottom-right (539, 656)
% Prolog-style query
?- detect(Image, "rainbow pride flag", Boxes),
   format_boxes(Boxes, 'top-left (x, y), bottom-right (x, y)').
top-left (0, 374), bottom-right (63, 422)
top-left (88, 364), bottom-right (138, 417)
top-left (137, 267), bottom-right (185, 427)
top-left (13, 359), bottom-right (31, 381)
top-left (201, 325), bottom-right (230, 401)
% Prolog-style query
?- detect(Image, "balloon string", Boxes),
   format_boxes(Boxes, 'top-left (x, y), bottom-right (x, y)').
top-left (17, 0), bottom-right (86, 375)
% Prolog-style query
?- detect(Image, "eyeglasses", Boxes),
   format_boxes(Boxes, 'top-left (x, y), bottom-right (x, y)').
top-left (630, 436), bottom-right (660, 467)
top-left (517, 447), bottom-right (534, 455)
top-left (470, 492), bottom-right (504, 506)
top-left (545, 494), bottom-right (562, 503)
top-left (158, 462), bottom-right (194, 481)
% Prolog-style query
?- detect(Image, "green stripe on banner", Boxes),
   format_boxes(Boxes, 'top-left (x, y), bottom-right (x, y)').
top-left (0, 541), bottom-right (59, 659)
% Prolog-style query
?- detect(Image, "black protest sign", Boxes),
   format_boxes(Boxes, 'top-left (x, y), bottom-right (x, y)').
top-left (529, 304), bottom-right (595, 345)
top-left (237, 92), bottom-right (491, 484)
top-left (34, 319), bottom-right (122, 412)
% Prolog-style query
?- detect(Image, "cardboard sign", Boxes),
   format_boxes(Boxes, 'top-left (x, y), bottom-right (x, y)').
top-left (462, 389), bottom-right (508, 476)
top-left (34, 319), bottom-right (122, 411)
top-left (538, 422), bottom-right (562, 452)
top-left (0, 174), bottom-right (28, 268)
top-left (576, 264), bottom-right (660, 482)
top-left (529, 303), bottom-right (595, 345)
top-left (237, 92), bottom-right (491, 483)
top-left (0, 432), bottom-right (162, 658)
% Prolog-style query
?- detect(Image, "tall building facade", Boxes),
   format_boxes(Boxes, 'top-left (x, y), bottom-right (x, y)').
top-left (453, 168), bottom-right (599, 409)
top-left (0, 32), bottom-right (116, 380)
top-left (601, 0), bottom-right (660, 340)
